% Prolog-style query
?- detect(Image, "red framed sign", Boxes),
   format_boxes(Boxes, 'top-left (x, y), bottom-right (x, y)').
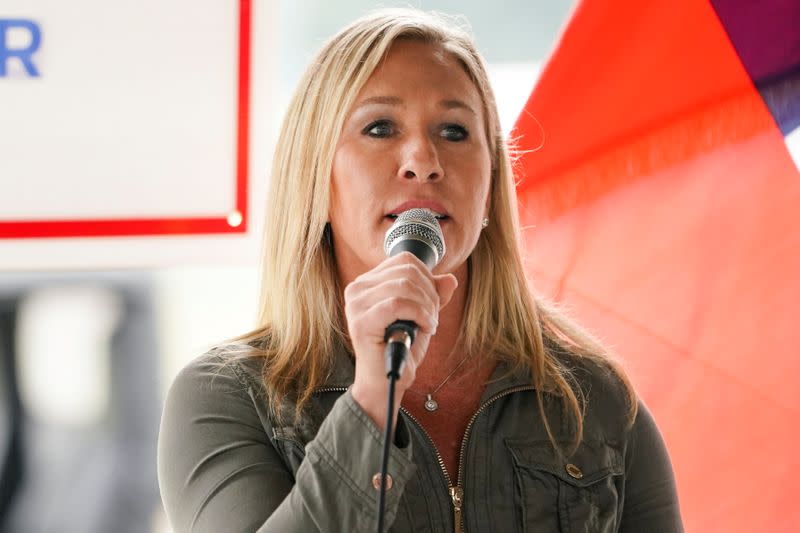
top-left (0, 0), bottom-right (251, 239)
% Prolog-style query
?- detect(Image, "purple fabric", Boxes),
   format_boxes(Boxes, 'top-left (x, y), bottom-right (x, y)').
top-left (710, 0), bottom-right (800, 134)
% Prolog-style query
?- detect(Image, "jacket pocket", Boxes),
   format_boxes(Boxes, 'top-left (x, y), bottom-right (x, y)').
top-left (506, 439), bottom-right (623, 533)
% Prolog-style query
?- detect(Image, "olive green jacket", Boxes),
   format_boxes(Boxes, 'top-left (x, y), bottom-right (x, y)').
top-left (158, 344), bottom-right (683, 532)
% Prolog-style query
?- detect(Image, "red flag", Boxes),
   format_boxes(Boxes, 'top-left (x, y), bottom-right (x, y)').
top-left (514, 0), bottom-right (800, 530)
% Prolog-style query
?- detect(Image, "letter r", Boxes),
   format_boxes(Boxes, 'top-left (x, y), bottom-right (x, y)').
top-left (0, 19), bottom-right (42, 77)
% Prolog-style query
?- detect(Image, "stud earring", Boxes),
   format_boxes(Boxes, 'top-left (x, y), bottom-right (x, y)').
top-left (481, 217), bottom-right (489, 228)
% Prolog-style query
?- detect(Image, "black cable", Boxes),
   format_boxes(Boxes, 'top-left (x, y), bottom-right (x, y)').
top-left (376, 341), bottom-right (405, 533)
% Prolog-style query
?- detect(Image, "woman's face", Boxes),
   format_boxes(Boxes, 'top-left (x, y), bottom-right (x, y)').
top-left (329, 39), bottom-right (492, 284)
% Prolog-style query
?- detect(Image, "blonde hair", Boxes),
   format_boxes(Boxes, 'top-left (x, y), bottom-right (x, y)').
top-left (235, 8), bottom-right (637, 453)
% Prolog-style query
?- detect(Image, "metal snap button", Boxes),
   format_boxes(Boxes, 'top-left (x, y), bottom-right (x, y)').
top-left (565, 463), bottom-right (583, 479)
top-left (372, 473), bottom-right (393, 490)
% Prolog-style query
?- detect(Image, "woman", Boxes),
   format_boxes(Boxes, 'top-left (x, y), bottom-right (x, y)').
top-left (158, 8), bottom-right (683, 532)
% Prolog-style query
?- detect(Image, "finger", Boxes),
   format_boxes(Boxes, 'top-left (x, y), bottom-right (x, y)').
top-left (434, 274), bottom-right (459, 310)
top-left (367, 296), bottom-right (439, 335)
top-left (351, 258), bottom-right (439, 305)
top-left (348, 277), bottom-right (437, 319)
top-left (390, 255), bottom-right (438, 295)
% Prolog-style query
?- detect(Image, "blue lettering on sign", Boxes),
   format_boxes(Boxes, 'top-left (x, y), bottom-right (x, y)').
top-left (0, 19), bottom-right (42, 77)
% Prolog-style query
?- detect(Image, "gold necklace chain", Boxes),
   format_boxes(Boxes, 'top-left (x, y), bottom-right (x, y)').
top-left (406, 352), bottom-right (471, 412)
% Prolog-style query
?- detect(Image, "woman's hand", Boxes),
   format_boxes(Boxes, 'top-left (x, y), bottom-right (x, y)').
top-left (345, 252), bottom-right (458, 431)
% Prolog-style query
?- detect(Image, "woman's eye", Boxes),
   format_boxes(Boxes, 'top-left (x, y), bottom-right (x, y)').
top-left (363, 120), bottom-right (394, 137)
top-left (440, 124), bottom-right (469, 142)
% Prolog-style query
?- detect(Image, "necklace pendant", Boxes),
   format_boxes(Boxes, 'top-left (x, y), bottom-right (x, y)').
top-left (424, 394), bottom-right (438, 412)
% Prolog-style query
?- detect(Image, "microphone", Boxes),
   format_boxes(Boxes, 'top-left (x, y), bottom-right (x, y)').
top-left (382, 208), bottom-right (446, 377)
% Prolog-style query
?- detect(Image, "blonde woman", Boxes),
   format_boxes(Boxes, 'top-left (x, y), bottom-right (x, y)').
top-left (158, 8), bottom-right (683, 532)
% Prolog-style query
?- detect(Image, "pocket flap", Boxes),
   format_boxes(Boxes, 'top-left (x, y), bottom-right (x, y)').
top-left (506, 438), bottom-right (623, 488)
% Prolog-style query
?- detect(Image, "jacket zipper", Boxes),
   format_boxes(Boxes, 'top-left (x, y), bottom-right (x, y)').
top-left (399, 409), bottom-right (460, 531)
top-left (317, 384), bottom-right (537, 533)
top-left (405, 385), bottom-right (536, 533)
top-left (314, 387), bottom-right (349, 394)
top-left (452, 385), bottom-right (536, 533)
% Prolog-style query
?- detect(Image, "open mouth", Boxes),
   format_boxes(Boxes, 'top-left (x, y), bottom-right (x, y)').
top-left (385, 212), bottom-right (449, 221)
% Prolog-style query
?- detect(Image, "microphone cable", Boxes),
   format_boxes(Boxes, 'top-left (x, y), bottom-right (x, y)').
top-left (376, 324), bottom-right (415, 533)
top-left (376, 208), bottom-right (444, 531)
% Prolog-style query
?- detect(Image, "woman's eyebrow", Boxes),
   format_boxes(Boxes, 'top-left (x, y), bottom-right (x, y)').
top-left (353, 96), bottom-right (404, 110)
top-left (440, 99), bottom-right (476, 115)
top-left (352, 96), bottom-right (476, 115)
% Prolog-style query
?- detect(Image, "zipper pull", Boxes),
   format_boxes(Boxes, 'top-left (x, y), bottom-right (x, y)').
top-left (449, 485), bottom-right (464, 533)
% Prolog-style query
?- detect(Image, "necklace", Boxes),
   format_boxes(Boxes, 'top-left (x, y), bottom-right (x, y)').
top-left (408, 353), bottom-right (471, 412)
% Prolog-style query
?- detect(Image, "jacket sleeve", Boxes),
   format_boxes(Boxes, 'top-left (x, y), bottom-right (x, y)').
top-left (619, 400), bottom-right (684, 533)
top-left (157, 355), bottom-right (416, 533)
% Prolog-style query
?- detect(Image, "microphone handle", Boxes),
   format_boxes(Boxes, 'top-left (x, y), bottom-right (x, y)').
top-left (387, 237), bottom-right (437, 269)
top-left (384, 320), bottom-right (417, 378)
top-left (383, 235), bottom-right (437, 377)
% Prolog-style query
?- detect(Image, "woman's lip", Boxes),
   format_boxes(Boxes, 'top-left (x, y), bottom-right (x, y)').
top-left (387, 200), bottom-right (449, 216)
top-left (384, 214), bottom-right (449, 220)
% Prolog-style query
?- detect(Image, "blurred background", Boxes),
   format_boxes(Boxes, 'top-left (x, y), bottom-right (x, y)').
top-left (0, 1), bottom-right (573, 531)
top-left (3, 0), bottom-right (800, 532)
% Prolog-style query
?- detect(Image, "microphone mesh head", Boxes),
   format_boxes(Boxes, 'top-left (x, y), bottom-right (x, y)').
top-left (383, 208), bottom-right (446, 266)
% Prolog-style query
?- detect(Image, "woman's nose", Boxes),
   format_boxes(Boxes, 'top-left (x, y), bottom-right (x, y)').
top-left (397, 134), bottom-right (443, 182)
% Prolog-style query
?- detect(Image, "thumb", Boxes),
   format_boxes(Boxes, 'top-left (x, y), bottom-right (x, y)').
top-left (434, 274), bottom-right (459, 310)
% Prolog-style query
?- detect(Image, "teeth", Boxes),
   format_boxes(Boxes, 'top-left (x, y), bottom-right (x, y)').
top-left (386, 211), bottom-right (447, 219)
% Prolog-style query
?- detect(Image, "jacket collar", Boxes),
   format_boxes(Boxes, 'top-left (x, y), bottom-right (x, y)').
top-left (321, 341), bottom-right (357, 389)
top-left (480, 362), bottom-right (537, 402)
top-left (321, 341), bottom-right (554, 402)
